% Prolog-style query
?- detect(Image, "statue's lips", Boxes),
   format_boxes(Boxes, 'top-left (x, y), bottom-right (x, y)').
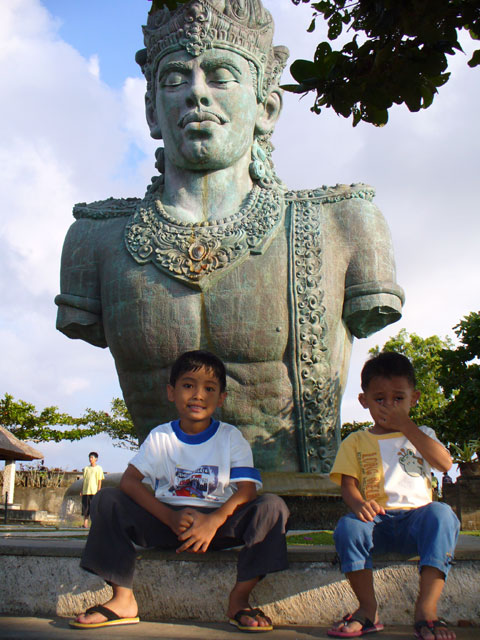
top-left (178, 111), bottom-right (227, 128)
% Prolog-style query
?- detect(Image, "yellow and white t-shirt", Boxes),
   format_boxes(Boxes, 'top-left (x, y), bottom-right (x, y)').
top-left (82, 465), bottom-right (104, 495)
top-left (330, 427), bottom-right (438, 509)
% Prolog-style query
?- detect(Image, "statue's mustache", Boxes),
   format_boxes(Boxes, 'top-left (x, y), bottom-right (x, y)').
top-left (178, 110), bottom-right (228, 128)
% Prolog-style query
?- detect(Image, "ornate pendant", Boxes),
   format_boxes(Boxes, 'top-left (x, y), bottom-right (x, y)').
top-left (124, 185), bottom-right (284, 291)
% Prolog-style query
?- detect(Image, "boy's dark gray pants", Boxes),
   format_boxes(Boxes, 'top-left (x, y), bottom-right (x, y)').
top-left (80, 488), bottom-right (290, 589)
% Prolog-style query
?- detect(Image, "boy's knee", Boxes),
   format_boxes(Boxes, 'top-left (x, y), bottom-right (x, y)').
top-left (422, 501), bottom-right (459, 529)
top-left (90, 487), bottom-right (123, 515)
top-left (334, 513), bottom-right (370, 540)
top-left (254, 493), bottom-right (290, 524)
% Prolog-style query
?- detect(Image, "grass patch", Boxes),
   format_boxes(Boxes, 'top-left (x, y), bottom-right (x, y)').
top-left (287, 530), bottom-right (480, 545)
top-left (287, 531), bottom-right (334, 545)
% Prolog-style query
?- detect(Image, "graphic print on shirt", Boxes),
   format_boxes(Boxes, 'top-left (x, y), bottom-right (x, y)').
top-left (357, 451), bottom-right (382, 501)
top-left (397, 448), bottom-right (424, 477)
top-left (169, 465), bottom-right (219, 501)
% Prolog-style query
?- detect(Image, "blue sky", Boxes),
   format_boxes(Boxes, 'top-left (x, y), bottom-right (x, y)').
top-left (1, 0), bottom-right (479, 473)
top-left (42, 0), bottom-right (146, 87)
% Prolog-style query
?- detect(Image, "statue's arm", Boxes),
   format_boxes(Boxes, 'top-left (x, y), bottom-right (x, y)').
top-left (340, 198), bottom-right (404, 339)
top-left (55, 219), bottom-right (107, 348)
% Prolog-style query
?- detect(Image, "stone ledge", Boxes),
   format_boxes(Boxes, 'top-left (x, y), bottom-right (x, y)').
top-left (1, 537), bottom-right (479, 625)
top-left (1, 535), bottom-right (480, 561)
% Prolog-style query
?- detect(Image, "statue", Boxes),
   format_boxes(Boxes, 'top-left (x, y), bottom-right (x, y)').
top-left (55, 0), bottom-right (404, 473)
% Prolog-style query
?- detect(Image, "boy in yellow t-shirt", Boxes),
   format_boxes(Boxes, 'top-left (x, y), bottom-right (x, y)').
top-left (328, 352), bottom-right (458, 640)
top-left (81, 452), bottom-right (104, 528)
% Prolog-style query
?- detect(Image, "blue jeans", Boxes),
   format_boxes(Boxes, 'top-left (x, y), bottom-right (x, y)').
top-left (334, 502), bottom-right (459, 577)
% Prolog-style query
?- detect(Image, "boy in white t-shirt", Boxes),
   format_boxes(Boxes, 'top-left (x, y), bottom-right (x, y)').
top-left (328, 352), bottom-right (458, 640)
top-left (71, 350), bottom-right (289, 633)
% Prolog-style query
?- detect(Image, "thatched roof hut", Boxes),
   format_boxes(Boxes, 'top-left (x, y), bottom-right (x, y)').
top-left (0, 426), bottom-right (44, 461)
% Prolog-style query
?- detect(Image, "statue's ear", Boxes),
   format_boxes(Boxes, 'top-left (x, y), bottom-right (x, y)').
top-left (145, 91), bottom-right (163, 140)
top-left (255, 89), bottom-right (282, 136)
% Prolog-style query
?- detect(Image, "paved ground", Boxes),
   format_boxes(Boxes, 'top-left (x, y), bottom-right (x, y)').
top-left (0, 617), bottom-right (479, 640)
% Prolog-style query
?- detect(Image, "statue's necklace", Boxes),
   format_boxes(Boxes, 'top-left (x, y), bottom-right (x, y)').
top-left (124, 184), bottom-right (285, 291)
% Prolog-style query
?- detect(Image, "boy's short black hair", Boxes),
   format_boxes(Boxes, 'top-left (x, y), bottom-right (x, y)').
top-left (88, 452), bottom-right (99, 459)
top-left (361, 351), bottom-right (416, 391)
top-left (169, 350), bottom-right (227, 392)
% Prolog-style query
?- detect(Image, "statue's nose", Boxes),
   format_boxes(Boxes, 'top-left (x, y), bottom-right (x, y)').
top-left (185, 73), bottom-right (212, 108)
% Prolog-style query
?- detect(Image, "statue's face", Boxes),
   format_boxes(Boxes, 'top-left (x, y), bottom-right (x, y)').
top-left (152, 48), bottom-right (259, 171)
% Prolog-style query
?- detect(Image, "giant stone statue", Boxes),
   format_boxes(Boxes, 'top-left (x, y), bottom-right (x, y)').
top-left (55, 0), bottom-right (404, 473)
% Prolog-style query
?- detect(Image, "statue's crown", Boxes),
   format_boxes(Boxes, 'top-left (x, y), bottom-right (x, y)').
top-left (136, 0), bottom-right (288, 100)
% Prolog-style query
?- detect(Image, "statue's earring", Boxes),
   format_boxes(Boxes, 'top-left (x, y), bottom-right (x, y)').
top-left (155, 147), bottom-right (165, 174)
top-left (249, 140), bottom-right (267, 181)
top-left (250, 139), bottom-right (275, 187)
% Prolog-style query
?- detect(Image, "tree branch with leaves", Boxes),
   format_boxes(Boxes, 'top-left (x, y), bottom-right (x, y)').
top-left (286, 0), bottom-right (480, 126)
top-left (0, 394), bottom-right (138, 450)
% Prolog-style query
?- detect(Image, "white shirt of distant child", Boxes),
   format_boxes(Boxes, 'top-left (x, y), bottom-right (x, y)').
top-left (130, 419), bottom-right (262, 508)
top-left (330, 426), bottom-right (440, 509)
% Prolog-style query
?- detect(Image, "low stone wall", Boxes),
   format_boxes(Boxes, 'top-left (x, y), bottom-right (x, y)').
top-left (10, 486), bottom-right (67, 516)
top-left (1, 542), bottom-right (479, 625)
top-left (443, 477), bottom-right (480, 530)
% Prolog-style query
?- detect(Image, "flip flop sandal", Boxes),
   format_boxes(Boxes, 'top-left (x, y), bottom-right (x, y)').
top-left (414, 619), bottom-right (450, 639)
top-left (229, 608), bottom-right (273, 632)
top-left (327, 613), bottom-right (384, 637)
top-left (69, 604), bottom-right (140, 629)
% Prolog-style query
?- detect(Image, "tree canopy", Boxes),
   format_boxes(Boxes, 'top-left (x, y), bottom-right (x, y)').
top-left (0, 395), bottom-right (138, 450)
top-left (285, 0), bottom-right (480, 126)
top-left (436, 311), bottom-right (480, 447)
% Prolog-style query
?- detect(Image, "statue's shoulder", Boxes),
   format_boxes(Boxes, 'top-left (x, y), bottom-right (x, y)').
top-left (285, 183), bottom-right (375, 206)
top-left (73, 197), bottom-right (141, 220)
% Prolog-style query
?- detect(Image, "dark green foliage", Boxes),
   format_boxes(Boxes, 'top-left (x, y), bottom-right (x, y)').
top-left (288, 0), bottom-right (480, 125)
top-left (369, 329), bottom-right (453, 429)
top-left (0, 393), bottom-right (87, 443)
top-left (0, 394), bottom-right (138, 450)
top-left (340, 420), bottom-right (372, 440)
top-left (436, 312), bottom-right (480, 448)
top-left (79, 398), bottom-right (138, 450)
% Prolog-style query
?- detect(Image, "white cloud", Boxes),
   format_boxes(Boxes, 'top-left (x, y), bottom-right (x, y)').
top-left (0, 0), bottom-right (129, 436)
top-left (87, 53), bottom-right (100, 79)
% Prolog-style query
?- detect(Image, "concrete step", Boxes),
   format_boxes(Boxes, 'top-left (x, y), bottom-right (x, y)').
top-left (0, 616), bottom-right (479, 640)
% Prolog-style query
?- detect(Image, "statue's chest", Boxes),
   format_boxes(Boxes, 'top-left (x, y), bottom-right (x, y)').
top-left (100, 227), bottom-right (289, 363)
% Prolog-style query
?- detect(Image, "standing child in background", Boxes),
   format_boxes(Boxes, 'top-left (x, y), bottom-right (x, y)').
top-left (328, 352), bottom-right (459, 640)
top-left (81, 452), bottom-right (104, 529)
top-left (70, 350), bottom-right (289, 632)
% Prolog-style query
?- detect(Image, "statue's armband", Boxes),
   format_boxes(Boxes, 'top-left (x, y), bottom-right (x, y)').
top-left (55, 217), bottom-right (106, 348)
top-left (343, 282), bottom-right (404, 339)
top-left (339, 197), bottom-right (404, 338)
top-left (55, 292), bottom-right (106, 348)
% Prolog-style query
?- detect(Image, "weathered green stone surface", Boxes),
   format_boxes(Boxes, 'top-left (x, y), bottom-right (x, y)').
top-left (55, 1), bottom-right (403, 472)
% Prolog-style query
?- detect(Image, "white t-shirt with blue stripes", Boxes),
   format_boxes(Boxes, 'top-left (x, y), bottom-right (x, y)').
top-left (129, 419), bottom-right (262, 508)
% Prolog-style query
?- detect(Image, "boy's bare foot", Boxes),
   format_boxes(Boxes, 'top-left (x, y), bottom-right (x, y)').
top-left (228, 608), bottom-right (272, 630)
top-left (74, 590), bottom-right (138, 626)
top-left (227, 578), bottom-right (272, 630)
top-left (327, 609), bottom-right (383, 637)
top-left (414, 619), bottom-right (456, 640)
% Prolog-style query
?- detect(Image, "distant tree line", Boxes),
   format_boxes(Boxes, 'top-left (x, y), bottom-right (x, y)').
top-left (0, 394), bottom-right (137, 451)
